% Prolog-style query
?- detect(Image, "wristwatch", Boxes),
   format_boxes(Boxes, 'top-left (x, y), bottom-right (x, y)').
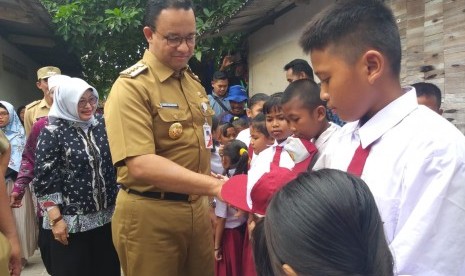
top-left (49, 215), bottom-right (63, 227)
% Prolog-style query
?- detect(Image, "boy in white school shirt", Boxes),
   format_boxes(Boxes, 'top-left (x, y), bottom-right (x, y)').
top-left (300, 0), bottom-right (465, 275)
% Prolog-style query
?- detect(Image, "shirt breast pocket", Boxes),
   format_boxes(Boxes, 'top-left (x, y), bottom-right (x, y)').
top-left (156, 108), bottom-right (189, 140)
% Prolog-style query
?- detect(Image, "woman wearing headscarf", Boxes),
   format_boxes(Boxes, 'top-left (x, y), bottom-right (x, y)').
top-left (0, 100), bottom-right (37, 266)
top-left (33, 78), bottom-right (120, 276)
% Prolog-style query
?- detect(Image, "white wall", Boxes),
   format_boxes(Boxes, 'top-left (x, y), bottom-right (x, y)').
top-left (247, 0), bottom-right (334, 95)
top-left (0, 35), bottom-right (40, 108)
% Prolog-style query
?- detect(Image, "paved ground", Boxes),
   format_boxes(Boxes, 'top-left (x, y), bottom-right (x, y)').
top-left (21, 250), bottom-right (49, 276)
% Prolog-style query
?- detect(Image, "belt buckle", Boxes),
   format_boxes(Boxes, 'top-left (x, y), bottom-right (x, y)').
top-left (189, 195), bottom-right (200, 202)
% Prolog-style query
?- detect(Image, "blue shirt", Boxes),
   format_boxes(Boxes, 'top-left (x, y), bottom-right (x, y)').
top-left (208, 93), bottom-right (230, 119)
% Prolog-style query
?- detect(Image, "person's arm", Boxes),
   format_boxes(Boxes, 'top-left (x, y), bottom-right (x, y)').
top-left (33, 127), bottom-right (69, 245)
top-left (214, 217), bottom-right (226, 261)
top-left (10, 121), bottom-right (42, 207)
top-left (23, 108), bottom-right (33, 137)
top-left (213, 199), bottom-right (228, 261)
top-left (0, 146), bottom-right (21, 276)
top-left (126, 154), bottom-right (222, 197)
top-left (391, 146), bottom-right (465, 275)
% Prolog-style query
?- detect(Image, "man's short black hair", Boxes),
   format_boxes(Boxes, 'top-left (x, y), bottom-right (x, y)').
top-left (412, 82), bottom-right (442, 108)
top-left (283, 59), bottom-right (314, 81)
top-left (248, 93), bottom-right (270, 109)
top-left (212, 71), bottom-right (228, 81)
top-left (144, 0), bottom-right (193, 29)
top-left (299, 0), bottom-right (401, 77)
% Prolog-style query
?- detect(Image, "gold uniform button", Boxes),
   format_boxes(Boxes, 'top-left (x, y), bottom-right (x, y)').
top-left (169, 122), bottom-right (183, 139)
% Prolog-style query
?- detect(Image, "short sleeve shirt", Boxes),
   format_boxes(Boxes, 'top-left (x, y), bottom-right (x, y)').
top-left (104, 50), bottom-right (214, 192)
top-left (24, 98), bottom-right (50, 136)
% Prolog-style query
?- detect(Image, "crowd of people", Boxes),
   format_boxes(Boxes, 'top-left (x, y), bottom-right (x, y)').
top-left (1, 0), bottom-right (464, 276)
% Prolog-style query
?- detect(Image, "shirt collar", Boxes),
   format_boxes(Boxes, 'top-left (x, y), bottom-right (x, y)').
top-left (39, 98), bottom-right (50, 109)
top-left (355, 87), bottom-right (418, 148)
top-left (143, 50), bottom-right (187, 82)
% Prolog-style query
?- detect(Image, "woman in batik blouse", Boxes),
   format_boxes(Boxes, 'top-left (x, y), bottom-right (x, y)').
top-left (33, 77), bottom-right (120, 276)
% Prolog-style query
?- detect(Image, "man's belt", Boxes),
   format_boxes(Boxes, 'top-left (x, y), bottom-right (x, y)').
top-left (120, 185), bottom-right (190, 202)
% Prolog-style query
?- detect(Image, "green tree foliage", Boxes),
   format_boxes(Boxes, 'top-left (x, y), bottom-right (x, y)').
top-left (41, 0), bottom-right (245, 96)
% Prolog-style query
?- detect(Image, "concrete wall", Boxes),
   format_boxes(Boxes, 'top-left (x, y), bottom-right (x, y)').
top-left (247, 0), bottom-right (334, 95)
top-left (0, 35), bottom-right (40, 108)
top-left (247, 0), bottom-right (465, 133)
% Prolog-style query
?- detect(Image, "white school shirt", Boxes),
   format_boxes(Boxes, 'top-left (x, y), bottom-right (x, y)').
top-left (312, 121), bottom-right (340, 160)
top-left (314, 87), bottom-right (465, 275)
top-left (236, 127), bottom-right (251, 146)
top-left (246, 141), bottom-right (294, 209)
top-left (215, 198), bottom-right (247, 229)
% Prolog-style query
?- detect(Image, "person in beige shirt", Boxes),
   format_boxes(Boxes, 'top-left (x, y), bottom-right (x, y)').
top-left (23, 66), bottom-right (61, 136)
top-left (104, 1), bottom-right (223, 275)
top-left (0, 130), bottom-right (21, 276)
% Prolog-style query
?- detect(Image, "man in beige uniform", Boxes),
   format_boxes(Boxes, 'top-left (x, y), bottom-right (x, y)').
top-left (23, 66), bottom-right (61, 136)
top-left (0, 130), bottom-right (21, 276)
top-left (104, 1), bottom-right (222, 276)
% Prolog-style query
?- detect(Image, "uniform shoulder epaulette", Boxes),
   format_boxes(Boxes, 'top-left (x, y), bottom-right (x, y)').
top-left (186, 66), bottom-right (201, 83)
top-left (25, 100), bottom-right (41, 110)
top-left (119, 63), bottom-right (148, 78)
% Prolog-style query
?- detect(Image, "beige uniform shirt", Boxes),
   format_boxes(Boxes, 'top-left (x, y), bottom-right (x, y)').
top-left (0, 130), bottom-right (8, 154)
top-left (24, 98), bottom-right (50, 136)
top-left (105, 50), bottom-right (214, 193)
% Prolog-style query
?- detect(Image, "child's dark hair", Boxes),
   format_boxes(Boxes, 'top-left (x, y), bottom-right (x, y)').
top-left (222, 139), bottom-right (249, 175)
top-left (412, 82), bottom-right (442, 109)
top-left (248, 93), bottom-right (270, 109)
top-left (264, 169), bottom-right (394, 275)
top-left (211, 116), bottom-right (220, 152)
top-left (250, 113), bottom-right (270, 138)
top-left (299, 0), bottom-right (401, 77)
top-left (282, 79), bottom-right (327, 112)
top-left (251, 219), bottom-right (273, 276)
top-left (231, 117), bottom-right (248, 130)
top-left (262, 92), bottom-right (284, 115)
top-left (220, 122), bottom-right (235, 137)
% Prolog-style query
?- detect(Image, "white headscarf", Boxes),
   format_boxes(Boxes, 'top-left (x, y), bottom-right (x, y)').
top-left (48, 77), bottom-right (99, 126)
top-left (48, 74), bottom-right (71, 92)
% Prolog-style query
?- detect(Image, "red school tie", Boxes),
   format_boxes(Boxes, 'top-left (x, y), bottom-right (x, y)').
top-left (272, 146), bottom-right (283, 166)
top-left (347, 143), bottom-right (372, 177)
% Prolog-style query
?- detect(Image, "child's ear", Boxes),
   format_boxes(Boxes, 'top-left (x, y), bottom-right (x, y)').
top-left (315, 105), bottom-right (327, 121)
top-left (246, 108), bottom-right (252, 118)
top-left (362, 50), bottom-right (384, 85)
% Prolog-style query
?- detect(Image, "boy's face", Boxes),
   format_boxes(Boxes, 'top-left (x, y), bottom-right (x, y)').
top-left (250, 126), bottom-right (274, 155)
top-left (417, 95), bottom-right (442, 115)
top-left (230, 100), bottom-right (246, 116)
top-left (282, 97), bottom-right (324, 141)
top-left (311, 47), bottom-right (376, 122)
top-left (265, 108), bottom-right (292, 143)
top-left (211, 79), bottom-right (228, 97)
top-left (246, 100), bottom-right (265, 119)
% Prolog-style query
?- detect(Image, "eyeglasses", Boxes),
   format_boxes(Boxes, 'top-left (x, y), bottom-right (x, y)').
top-left (153, 29), bottom-right (196, 48)
top-left (78, 96), bottom-right (98, 108)
top-left (0, 112), bottom-right (9, 117)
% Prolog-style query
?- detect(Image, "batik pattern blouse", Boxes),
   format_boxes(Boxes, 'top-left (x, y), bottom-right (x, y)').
top-left (33, 114), bottom-right (117, 233)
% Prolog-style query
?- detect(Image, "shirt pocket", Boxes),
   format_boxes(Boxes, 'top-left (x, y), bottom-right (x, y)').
top-left (157, 107), bottom-right (188, 123)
